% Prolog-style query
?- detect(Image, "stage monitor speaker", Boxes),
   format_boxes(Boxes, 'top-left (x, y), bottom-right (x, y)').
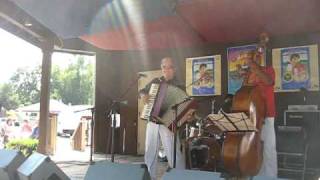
top-left (284, 111), bottom-right (320, 168)
top-left (252, 175), bottom-right (287, 179)
top-left (162, 169), bottom-right (221, 180)
top-left (17, 152), bottom-right (70, 180)
top-left (0, 149), bottom-right (25, 180)
top-left (84, 161), bottom-right (150, 180)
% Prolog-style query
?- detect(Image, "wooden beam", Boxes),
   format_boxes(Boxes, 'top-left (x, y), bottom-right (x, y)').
top-left (37, 40), bottom-right (54, 154)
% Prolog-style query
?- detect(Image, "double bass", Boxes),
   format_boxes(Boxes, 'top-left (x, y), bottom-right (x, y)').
top-left (222, 86), bottom-right (265, 176)
top-left (222, 33), bottom-right (269, 177)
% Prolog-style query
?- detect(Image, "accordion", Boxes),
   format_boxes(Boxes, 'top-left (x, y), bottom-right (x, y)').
top-left (140, 82), bottom-right (197, 130)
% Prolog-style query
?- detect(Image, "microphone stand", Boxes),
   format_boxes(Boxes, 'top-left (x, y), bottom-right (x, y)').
top-left (211, 97), bottom-right (216, 114)
top-left (109, 101), bottom-right (119, 162)
top-left (171, 97), bottom-right (191, 168)
top-left (89, 107), bottom-right (95, 164)
top-left (105, 74), bottom-right (143, 162)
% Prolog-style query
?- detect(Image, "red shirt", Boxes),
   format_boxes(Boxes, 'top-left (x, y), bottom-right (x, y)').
top-left (249, 66), bottom-right (276, 117)
top-left (21, 124), bottom-right (32, 133)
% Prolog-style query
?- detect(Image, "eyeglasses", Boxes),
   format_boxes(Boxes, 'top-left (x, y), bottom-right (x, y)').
top-left (161, 65), bottom-right (174, 70)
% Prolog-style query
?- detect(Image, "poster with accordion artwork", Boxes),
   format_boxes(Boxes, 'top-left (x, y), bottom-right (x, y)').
top-left (227, 44), bottom-right (266, 94)
top-left (186, 55), bottom-right (221, 96)
top-left (272, 45), bottom-right (319, 92)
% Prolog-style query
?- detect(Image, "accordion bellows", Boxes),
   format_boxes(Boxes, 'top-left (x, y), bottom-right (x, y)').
top-left (141, 82), bottom-right (197, 129)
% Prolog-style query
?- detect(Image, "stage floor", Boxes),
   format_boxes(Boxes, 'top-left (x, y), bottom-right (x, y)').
top-left (55, 154), bottom-right (168, 180)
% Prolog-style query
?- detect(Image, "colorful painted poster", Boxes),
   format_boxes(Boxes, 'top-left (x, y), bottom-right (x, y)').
top-left (281, 47), bottom-right (310, 90)
top-left (186, 55), bottom-right (221, 96)
top-left (273, 45), bottom-right (319, 91)
top-left (227, 44), bottom-right (265, 94)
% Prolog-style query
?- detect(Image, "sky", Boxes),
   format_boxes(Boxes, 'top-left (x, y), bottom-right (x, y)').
top-left (0, 28), bottom-right (42, 82)
top-left (0, 28), bottom-right (93, 83)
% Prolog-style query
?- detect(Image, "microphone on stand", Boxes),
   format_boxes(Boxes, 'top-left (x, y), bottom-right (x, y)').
top-left (114, 100), bottom-right (128, 105)
top-left (171, 97), bottom-right (192, 109)
top-left (74, 106), bottom-right (95, 112)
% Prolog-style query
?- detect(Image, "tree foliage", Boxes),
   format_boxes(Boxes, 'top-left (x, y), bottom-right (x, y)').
top-left (0, 83), bottom-right (20, 110)
top-left (0, 55), bottom-right (94, 110)
top-left (52, 56), bottom-right (94, 105)
top-left (10, 66), bottom-right (41, 106)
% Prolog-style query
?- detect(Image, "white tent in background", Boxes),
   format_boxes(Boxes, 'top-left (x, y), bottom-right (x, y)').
top-left (16, 99), bottom-right (71, 125)
top-left (17, 99), bottom-right (70, 113)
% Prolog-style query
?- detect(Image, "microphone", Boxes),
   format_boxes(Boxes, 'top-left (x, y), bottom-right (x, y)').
top-left (112, 100), bottom-right (128, 105)
top-left (74, 106), bottom-right (95, 112)
top-left (171, 97), bottom-right (192, 109)
top-left (120, 100), bottom-right (128, 105)
top-left (138, 73), bottom-right (147, 78)
top-left (241, 63), bottom-right (250, 71)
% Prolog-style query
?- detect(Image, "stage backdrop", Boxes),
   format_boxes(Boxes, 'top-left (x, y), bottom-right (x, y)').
top-left (186, 55), bottom-right (221, 96)
top-left (272, 44), bottom-right (319, 92)
top-left (227, 44), bottom-right (266, 94)
top-left (137, 70), bottom-right (162, 155)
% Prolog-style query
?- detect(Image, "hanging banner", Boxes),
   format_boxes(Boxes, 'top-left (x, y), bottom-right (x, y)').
top-left (272, 45), bottom-right (319, 91)
top-left (186, 55), bottom-right (221, 96)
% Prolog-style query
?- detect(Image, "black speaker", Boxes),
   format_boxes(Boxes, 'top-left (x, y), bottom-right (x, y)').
top-left (283, 111), bottom-right (320, 168)
top-left (276, 126), bottom-right (306, 153)
top-left (17, 152), bottom-right (70, 180)
top-left (84, 161), bottom-right (150, 180)
top-left (162, 169), bottom-right (221, 180)
top-left (0, 149), bottom-right (25, 180)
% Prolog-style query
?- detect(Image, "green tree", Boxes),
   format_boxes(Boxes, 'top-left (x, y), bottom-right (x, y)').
top-left (9, 66), bottom-right (41, 106)
top-left (0, 83), bottom-right (20, 110)
top-left (3, 55), bottom-right (94, 109)
top-left (57, 56), bottom-right (94, 105)
top-left (50, 65), bottom-right (63, 100)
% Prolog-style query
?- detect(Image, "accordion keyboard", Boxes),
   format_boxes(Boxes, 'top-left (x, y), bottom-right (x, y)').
top-left (140, 83), bottom-right (160, 120)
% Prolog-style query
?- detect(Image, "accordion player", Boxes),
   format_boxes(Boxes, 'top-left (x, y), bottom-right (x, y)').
top-left (140, 78), bottom-right (197, 130)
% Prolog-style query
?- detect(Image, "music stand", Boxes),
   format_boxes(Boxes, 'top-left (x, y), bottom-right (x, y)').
top-left (207, 111), bottom-right (256, 132)
top-left (171, 98), bottom-right (192, 168)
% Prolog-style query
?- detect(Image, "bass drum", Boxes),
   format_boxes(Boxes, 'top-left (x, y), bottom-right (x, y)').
top-left (185, 136), bottom-right (221, 171)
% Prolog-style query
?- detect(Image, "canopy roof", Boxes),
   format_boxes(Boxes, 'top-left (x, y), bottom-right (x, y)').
top-left (3, 0), bottom-right (320, 50)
